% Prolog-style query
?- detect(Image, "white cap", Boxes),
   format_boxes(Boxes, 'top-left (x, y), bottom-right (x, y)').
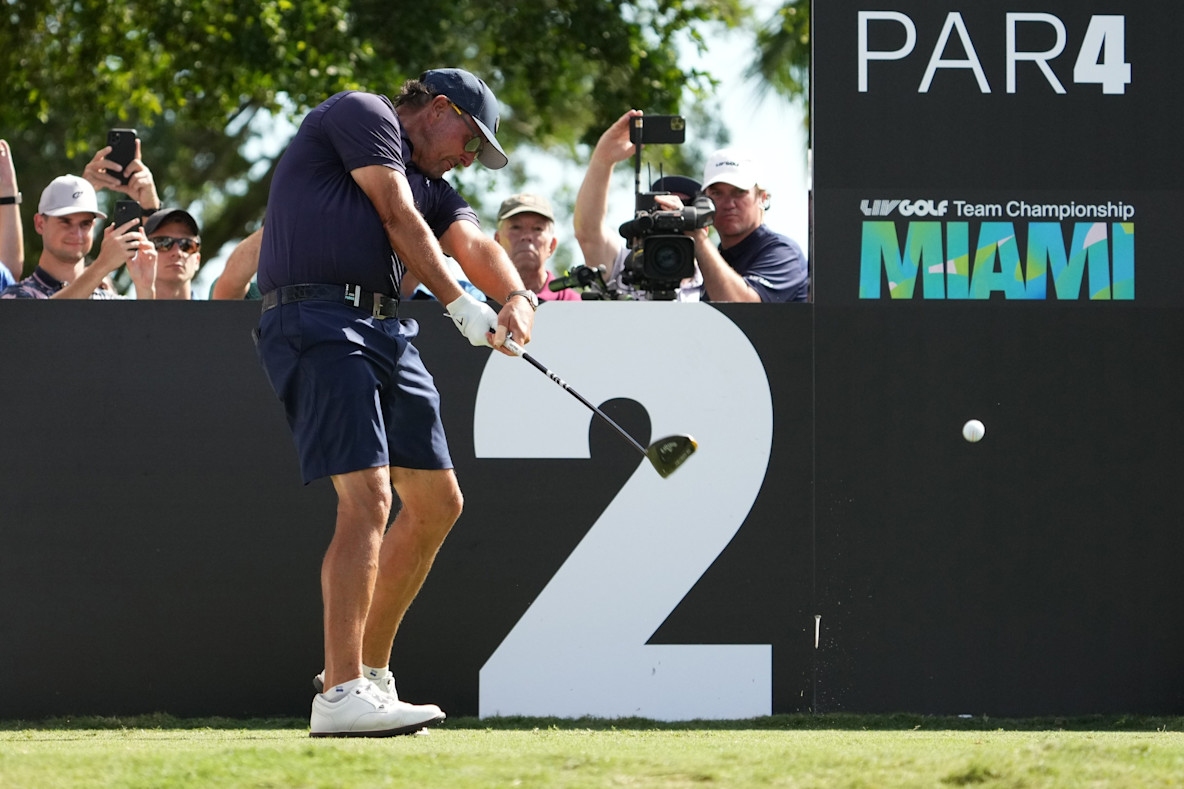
top-left (38, 175), bottom-right (106, 219)
top-left (702, 148), bottom-right (759, 191)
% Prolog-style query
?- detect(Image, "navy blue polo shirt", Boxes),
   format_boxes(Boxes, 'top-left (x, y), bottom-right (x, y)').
top-left (258, 90), bottom-right (477, 296)
top-left (718, 224), bottom-right (810, 303)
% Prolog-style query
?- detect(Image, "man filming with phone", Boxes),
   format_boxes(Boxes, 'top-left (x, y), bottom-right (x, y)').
top-left (574, 110), bottom-right (704, 301)
top-left (0, 175), bottom-right (157, 299)
top-left (575, 110), bottom-right (808, 303)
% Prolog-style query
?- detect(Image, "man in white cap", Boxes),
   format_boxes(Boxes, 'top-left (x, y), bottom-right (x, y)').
top-left (694, 147), bottom-right (809, 302)
top-left (0, 174), bottom-right (157, 299)
top-left (255, 67), bottom-right (534, 738)
top-left (495, 193), bottom-right (581, 301)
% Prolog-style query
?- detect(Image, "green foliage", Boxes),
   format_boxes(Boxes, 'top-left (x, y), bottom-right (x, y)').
top-left (750, 0), bottom-right (810, 133)
top-left (0, 0), bottom-right (753, 281)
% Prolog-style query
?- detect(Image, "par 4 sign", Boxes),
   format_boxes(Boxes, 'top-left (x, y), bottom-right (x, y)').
top-left (859, 11), bottom-right (1131, 95)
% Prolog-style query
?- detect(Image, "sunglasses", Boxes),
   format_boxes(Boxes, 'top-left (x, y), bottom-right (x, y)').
top-left (449, 101), bottom-right (485, 156)
top-left (150, 236), bottom-right (201, 254)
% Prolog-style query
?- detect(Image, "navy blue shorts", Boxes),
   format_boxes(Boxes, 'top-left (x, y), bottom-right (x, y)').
top-left (255, 301), bottom-right (453, 484)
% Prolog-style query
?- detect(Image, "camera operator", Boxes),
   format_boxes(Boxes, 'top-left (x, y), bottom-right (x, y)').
top-left (692, 148), bottom-right (809, 303)
top-left (573, 110), bottom-right (704, 300)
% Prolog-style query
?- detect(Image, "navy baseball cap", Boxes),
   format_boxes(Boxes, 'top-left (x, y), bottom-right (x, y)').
top-left (650, 175), bottom-right (701, 199)
top-left (420, 68), bottom-right (508, 170)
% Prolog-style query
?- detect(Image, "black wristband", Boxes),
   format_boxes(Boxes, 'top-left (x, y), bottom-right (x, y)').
top-left (0, 193), bottom-right (20, 205)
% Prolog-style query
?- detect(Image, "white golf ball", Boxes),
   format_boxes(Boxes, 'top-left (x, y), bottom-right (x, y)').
top-left (962, 419), bottom-right (985, 443)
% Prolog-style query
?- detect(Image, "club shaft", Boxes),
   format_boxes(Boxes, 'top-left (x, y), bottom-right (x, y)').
top-left (516, 351), bottom-right (649, 457)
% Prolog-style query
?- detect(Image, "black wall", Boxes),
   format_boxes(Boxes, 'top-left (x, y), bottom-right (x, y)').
top-left (2, 300), bottom-right (1181, 719)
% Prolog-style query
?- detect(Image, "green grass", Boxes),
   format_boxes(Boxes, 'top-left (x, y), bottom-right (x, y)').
top-left (3, 714), bottom-right (1183, 788)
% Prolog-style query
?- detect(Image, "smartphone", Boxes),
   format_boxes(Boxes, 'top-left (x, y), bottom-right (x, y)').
top-left (629, 115), bottom-right (686, 145)
top-left (106, 128), bottom-right (137, 185)
top-left (111, 199), bottom-right (142, 231)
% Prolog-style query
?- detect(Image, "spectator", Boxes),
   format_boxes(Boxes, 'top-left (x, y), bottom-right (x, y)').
top-left (494, 193), bottom-right (580, 301)
top-left (573, 109), bottom-right (704, 301)
top-left (254, 69), bottom-right (534, 737)
top-left (144, 208), bottom-right (202, 300)
top-left (1, 175), bottom-right (156, 300)
top-left (694, 147), bottom-right (810, 302)
top-left (210, 228), bottom-right (263, 300)
top-left (0, 140), bottom-right (23, 290)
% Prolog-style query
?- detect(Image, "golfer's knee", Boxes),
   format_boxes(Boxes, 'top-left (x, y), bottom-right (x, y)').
top-left (442, 487), bottom-right (463, 525)
top-left (337, 481), bottom-right (393, 529)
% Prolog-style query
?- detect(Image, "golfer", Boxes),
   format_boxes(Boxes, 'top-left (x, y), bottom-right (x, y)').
top-left (255, 68), bottom-right (537, 737)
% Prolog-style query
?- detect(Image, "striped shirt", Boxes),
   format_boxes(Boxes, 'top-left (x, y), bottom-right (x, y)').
top-left (0, 266), bottom-right (122, 299)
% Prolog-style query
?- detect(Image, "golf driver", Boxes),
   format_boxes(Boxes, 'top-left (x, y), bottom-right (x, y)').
top-left (502, 337), bottom-right (697, 478)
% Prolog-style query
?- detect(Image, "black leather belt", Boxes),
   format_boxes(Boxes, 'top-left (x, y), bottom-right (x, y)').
top-left (261, 283), bottom-right (399, 319)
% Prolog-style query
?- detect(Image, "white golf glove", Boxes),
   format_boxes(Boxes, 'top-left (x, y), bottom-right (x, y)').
top-left (445, 292), bottom-right (498, 348)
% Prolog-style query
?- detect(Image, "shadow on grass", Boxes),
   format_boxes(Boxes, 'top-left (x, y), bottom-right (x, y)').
top-left (4, 712), bottom-right (1183, 733)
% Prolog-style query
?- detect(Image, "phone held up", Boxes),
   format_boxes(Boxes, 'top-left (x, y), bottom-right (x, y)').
top-left (629, 115), bottom-right (686, 145)
top-left (112, 199), bottom-right (142, 232)
top-left (106, 128), bottom-right (137, 186)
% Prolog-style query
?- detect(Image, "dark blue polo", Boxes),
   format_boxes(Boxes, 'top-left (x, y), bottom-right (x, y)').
top-left (257, 90), bottom-right (477, 296)
top-left (719, 224), bottom-right (810, 303)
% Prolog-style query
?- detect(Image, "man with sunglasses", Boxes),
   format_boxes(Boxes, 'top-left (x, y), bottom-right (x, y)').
top-left (255, 68), bottom-right (536, 738)
top-left (143, 208), bottom-right (201, 300)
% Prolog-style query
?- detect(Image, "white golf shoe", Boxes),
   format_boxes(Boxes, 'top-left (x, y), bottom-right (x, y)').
top-left (310, 678), bottom-right (445, 738)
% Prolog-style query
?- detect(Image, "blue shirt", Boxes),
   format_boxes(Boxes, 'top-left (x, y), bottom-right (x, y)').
top-left (0, 264), bottom-right (15, 291)
top-left (718, 224), bottom-right (810, 303)
top-left (258, 91), bottom-right (478, 296)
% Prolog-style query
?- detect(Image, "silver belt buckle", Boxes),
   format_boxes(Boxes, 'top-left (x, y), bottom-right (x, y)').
top-left (344, 283), bottom-right (363, 307)
top-left (372, 293), bottom-right (389, 319)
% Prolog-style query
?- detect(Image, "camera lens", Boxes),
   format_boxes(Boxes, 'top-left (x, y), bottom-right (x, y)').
top-left (651, 243), bottom-right (682, 276)
top-left (643, 236), bottom-right (695, 281)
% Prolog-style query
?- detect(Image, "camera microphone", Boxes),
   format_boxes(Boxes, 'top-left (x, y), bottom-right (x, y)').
top-left (549, 265), bottom-right (605, 292)
top-left (618, 214), bottom-right (657, 241)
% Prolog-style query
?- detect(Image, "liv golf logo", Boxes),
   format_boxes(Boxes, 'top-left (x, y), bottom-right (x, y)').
top-left (858, 197), bottom-right (1135, 300)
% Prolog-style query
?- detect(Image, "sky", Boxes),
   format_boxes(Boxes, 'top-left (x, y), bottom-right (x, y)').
top-left (191, 5), bottom-right (809, 296)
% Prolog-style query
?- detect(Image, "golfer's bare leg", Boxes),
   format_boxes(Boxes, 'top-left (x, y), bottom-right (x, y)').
top-left (361, 467), bottom-right (463, 668)
top-left (323, 466), bottom-right (393, 690)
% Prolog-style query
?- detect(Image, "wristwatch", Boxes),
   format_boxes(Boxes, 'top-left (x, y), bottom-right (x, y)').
top-left (0, 193), bottom-right (20, 205)
top-left (506, 289), bottom-right (539, 311)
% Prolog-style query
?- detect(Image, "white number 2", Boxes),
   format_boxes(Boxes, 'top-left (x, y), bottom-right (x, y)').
top-left (1073, 15), bottom-right (1131, 95)
top-left (474, 303), bottom-right (774, 720)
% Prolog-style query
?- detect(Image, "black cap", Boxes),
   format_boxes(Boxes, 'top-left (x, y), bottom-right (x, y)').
top-left (419, 68), bottom-right (508, 170)
top-left (144, 207), bottom-right (200, 238)
top-left (650, 175), bottom-right (701, 199)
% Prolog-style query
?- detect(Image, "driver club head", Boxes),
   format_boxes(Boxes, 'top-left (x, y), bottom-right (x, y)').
top-left (644, 434), bottom-right (698, 478)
